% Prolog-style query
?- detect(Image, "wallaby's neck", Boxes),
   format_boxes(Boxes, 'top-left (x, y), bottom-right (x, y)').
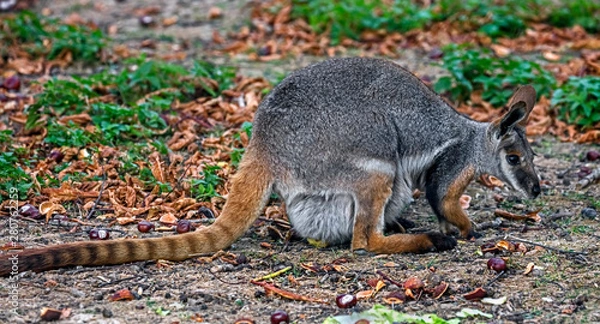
top-left (470, 121), bottom-right (496, 177)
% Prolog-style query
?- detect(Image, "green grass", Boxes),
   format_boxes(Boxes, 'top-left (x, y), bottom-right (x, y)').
top-left (551, 76), bottom-right (600, 128)
top-left (189, 165), bottom-right (223, 201)
top-left (0, 10), bottom-right (106, 62)
top-left (26, 55), bottom-right (237, 148)
top-left (434, 45), bottom-right (556, 106)
top-left (290, 0), bottom-right (599, 45)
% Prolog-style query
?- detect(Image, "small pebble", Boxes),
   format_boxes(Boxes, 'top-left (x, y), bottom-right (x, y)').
top-left (581, 207), bottom-right (597, 219)
top-left (102, 309), bottom-right (113, 318)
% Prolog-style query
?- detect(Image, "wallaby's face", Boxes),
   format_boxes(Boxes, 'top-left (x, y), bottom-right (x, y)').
top-left (495, 128), bottom-right (540, 198)
top-left (488, 86), bottom-right (541, 198)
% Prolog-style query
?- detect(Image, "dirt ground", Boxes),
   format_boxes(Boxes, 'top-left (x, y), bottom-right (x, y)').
top-left (1, 1), bottom-right (600, 323)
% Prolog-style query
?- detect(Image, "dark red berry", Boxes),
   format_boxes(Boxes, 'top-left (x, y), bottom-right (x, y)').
top-left (19, 204), bottom-right (42, 219)
top-left (89, 228), bottom-right (110, 240)
top-left (586, 150), bottom-right (600, 161)
top-left (335, 294), bottom-right (357, 309)
top-left (3, 75), bottom-right (21, 91)
top-left (176, 220), bottom-right (193, 234)
top-left (270, 310), bottom-right (290, 324)
top-left (487, 257), bottom-right (507, 272)
top-left (236, 253), bottom-right (249, 264)
top-left (137, 220), bottom-right (155, 233)
top-left (48, 149), bottom-right (64, 163)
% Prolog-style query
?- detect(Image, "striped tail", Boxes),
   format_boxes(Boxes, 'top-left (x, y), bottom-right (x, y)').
top-left (0, 150), bottom-right (273, 276)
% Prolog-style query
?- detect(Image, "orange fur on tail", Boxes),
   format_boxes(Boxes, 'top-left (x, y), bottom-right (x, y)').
top-left (0, 149), bottom-right (272, 276)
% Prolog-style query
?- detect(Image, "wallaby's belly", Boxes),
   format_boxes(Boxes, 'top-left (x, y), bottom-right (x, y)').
top-left (284, 190), bottom-right (356, 244)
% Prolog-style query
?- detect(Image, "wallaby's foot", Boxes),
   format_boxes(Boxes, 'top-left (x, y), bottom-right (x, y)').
top-left (396, 217), bottom-right (416, 230)
top-left (425, 232), bottom-right (457, 252)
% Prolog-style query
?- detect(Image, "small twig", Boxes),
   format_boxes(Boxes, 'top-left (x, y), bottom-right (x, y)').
top-left (506, 235), bottom-right (588, 255)
top-left (86, 166), bottom-right (107, 220)
top-left (207, 268), bottom-right (246, 285)
top-left (485, 270), bottom-right (505, 288)
top-left (375, 270), bottom-right (403, 288)
top-left (278, 230), bottom-right (295, 254)
top-left (97, 276), bottom-right (141, 288)
top-left (252, 266), bottom-right (292, 282)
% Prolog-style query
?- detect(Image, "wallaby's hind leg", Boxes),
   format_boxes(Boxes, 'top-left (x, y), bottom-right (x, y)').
top-left (351, 173), bottom-right (457, 254)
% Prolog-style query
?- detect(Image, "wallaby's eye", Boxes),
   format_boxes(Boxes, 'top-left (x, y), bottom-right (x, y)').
top-left (506, 154), bottom-right (520, 166)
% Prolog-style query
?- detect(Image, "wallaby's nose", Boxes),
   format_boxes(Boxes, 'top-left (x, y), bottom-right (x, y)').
top-left (531, 184), bottom-right (541, 197)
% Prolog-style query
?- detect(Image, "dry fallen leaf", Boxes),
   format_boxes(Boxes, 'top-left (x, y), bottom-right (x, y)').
top-left (482, 296), bottom-right (508, 305)
top-left (109, 288), bottom-right (135, 301)
top-left (490, 44), bottom-right (511, 57)
top-left (494, 209), bottom-right (542, 222)
top-left (355, 289), bottom-right (375, 300)
top-left (479, 174), bottom-right (504, 188)
top-left (429, 281), bottom-right (449, 299)
top-left (158, 212), bottom-right (178, 225)
top-left (523, 262), bottom-right (535, 275)
top-left (459, 195), bottom-right (472, 209)
top-left (40, 307), bottom-right (70, 321)
top-left (208, 7), bottom-right (223, 19)
top-left (383, 290), bottom-right (407, 304)
top-left (463, 287), bottom-right (487, 300)
top-left (251, 280), bottom-right (328, 304)
top-left (542, 51), bottom-right (561, 61)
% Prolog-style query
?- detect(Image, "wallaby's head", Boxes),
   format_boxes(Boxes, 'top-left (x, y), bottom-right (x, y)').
top-left (486, 85), bottom-right (540, 198)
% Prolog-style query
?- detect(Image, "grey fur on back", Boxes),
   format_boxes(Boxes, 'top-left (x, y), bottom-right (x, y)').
top-left (254, 57), bottom-right (479, 175)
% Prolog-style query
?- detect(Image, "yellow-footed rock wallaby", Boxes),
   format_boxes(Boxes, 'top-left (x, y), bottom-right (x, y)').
top-left (0, 57), bottom-right (541, 276)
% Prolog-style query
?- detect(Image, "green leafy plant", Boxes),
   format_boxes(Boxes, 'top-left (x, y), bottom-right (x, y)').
top-left (292, 0), bottom-right (434, 44)
top-left (435, 45), bottom-right (556, 106)
top-left (0, 10), bottom-right (106, 61)
top-left (191, 60), bottom-right (237, 97)
top-left (140, 168), bottom-right (172, 193)
top-left (324, 304), bottom-right (492, 324)
top-left (45, 122), bottom-right (95, 147)
top-left (547, 0), bottom-right (600, 33)
top-left (551, 76), bottom-right (600, 128)
top-left (0, 151), bottom-right (34, 201)
top-left (26, 57), bottom-right (236, 147)
top-left (190, 165), bottom-right (223, 201)
top-left (290, 0), bottom-right (555, 44)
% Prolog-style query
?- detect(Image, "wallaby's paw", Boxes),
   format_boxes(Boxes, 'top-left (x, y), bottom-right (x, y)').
top-left (426, 232), bottom-right (457, 252)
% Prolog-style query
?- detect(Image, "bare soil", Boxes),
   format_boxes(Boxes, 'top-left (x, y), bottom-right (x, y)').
top-left (1, 1), bottom-right (600, 323)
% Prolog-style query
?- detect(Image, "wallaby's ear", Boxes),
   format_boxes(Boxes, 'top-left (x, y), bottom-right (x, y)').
top-left (491, 85), bottom-right (537, 139)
